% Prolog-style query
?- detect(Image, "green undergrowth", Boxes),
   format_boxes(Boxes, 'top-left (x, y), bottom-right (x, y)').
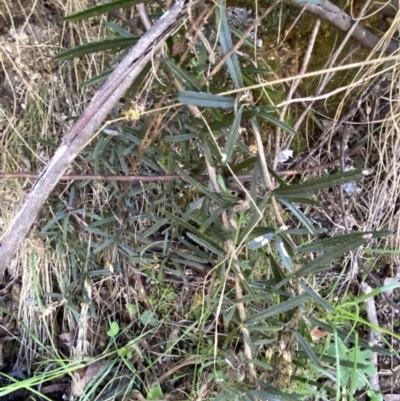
top-left (1, 1), bottom-right (399, 401)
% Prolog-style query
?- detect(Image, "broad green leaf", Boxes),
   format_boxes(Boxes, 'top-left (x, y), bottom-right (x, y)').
top-left (140, 311), bottom-right (159, 327)
top-left (273, 169), bottom-right (371, 197)
top-left (162, 58), bottom-right (200, 91)
top-left (178, 91), bottom-right (235, 108)
top-left (277, 197), bottom-right (316, 234)
top-left (162, 210), bottom-right (225, 253)
top-left (147, 385), bottom-right (163, 400)
top-left (294, 238), bottom-right (365, 279)
top-left (117, 347), bottom-right (128, 357)
top-left (216, 1), bottom-right (243, 89)
top-left (105, 21), bottom-right (136, 38)
top-left (245, 294), bottom-right (309, 324)
top-left (293, 330), bottom-right (322, 368)
top-left (259, 111), bottom-right (296, 135)
top-left (54, 37), bottom-right (140, 61)
top-left (107, 321), bottom-right (120, 338)
top-left (63, 0), bottom-right (151, 22)
top-left (222, 105), bottom-right (244, 165)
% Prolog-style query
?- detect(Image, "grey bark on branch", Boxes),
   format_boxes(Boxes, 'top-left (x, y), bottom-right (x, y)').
top-left (288, 0), bottom-right (399, 54)
top-left (0, 0), bottom-right (199, 275)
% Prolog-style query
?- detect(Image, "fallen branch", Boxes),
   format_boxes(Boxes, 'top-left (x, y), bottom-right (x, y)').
top-left (287, 0), bottom-right (399, 54)
top-left (0, 0), bottom-right (199, 275)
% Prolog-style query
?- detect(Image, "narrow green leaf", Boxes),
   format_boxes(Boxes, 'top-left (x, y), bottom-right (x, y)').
top-left (247, 232), bottom-right (274, 250)
top-left (245, 294), bottom-right (309, 324)
top-left (259, 111), bottom-right (296, 135)
top-left (178, 91), bottom-right (235, 108)
top-left (164, 134), bottom-right (197, 142)
top-left (207, 108), bottom-right (259, 131)
top-left (175, 165), bottom-right (228, 206)
top-left (277, 197), bottom-right (316, 234)
top-left (162, 210), bottom-right (224, 253)
top-left (83, 68), bottom-right (113, 87)
top-left (241, 66), bottom-right (273, 75)
top-left (298, 230), bottom-right (392, 253)
top-left (54, 37), bottom-right (139, 61)
top-left (105, 21), bottom-right (136, 38)
top-left (293, 330), bottom-right (322, 368)
top-left (229, 26), bottom-right (257, 47)
top-left (237, 197), bottom-right (270, 243)
top-left (295, 238), bottom-right (366, 279)
top-left (268, 254), bottom-right (286, 284)
top-left (257, 381), bottom-right (304, 401)
top-left (63, 0), bottom-right (151, 22)
top-left (162, 58), bottom-right (200, 91)
top-left (278, 196), bottom-right (322, 205)
top-left (222, 105), bottom-right (244, 165)
top-left (216, 1), bottom-right (243, 89)
top-left (285, 228), bottom-right (327, 235)
top-left (275, 234), bottom-right (294, 272)
top-left (274, 169), bottom-right (371, 197)
top-left (307, 317), bottom-right (392, 356)
top-left (231, 156), bottom-right (258, 173)
top-left (186, 232), bottom-right (223, 256)
top-left (299, 282), bottom-right (335, 312)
